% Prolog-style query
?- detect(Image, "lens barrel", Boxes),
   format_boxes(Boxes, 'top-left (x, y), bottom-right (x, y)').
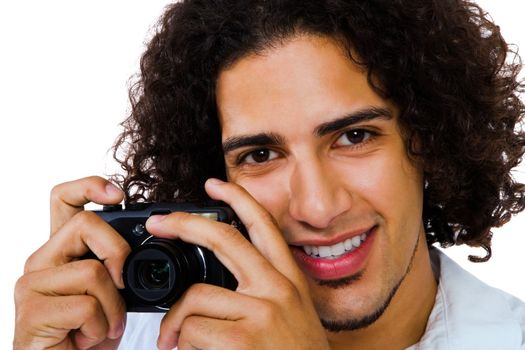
top-left (123, 239), bottom-right (204, 309)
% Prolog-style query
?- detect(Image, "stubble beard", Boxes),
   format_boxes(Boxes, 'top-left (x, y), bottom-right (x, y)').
top-left (318, 232), bottom-right (421, 332)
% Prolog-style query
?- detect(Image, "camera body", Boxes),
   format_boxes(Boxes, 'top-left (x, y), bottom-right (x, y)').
top-left (90, 202), bottom-right (241, 312)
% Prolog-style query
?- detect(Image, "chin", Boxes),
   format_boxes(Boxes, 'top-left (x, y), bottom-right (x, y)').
top-left (313, 280), bottom-right (400, 332)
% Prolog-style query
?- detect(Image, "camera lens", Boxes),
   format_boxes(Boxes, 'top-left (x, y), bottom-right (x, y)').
top-left (138, 260), bottom-right (170, 289)
top-left (123, 239), bottom-right (206, 307)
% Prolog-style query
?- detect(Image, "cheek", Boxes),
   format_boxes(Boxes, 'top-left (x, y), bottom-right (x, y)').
top-left (336, 152), bottom-right (423, 225)
top-left (228, 171), bottom-right (290, 220)
top-left (338, 152), bottom-right (424, 270)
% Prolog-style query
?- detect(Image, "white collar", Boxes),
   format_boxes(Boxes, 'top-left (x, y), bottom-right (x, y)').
top-left (410, 249), bottom-right (524, 349)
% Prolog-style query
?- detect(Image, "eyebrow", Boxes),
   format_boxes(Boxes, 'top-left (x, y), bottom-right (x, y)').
top-left (222, 133), bottom-right (285, 154)
top-left (314, 107), bottom-right (393, 136)
top-left (222, 106), bottom-right (393, 154)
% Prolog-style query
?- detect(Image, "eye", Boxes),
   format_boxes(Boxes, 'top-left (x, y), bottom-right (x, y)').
top-left (240, 149), bottom-right (279, 164)
top-left (334, 129), bottom-right (374, 147)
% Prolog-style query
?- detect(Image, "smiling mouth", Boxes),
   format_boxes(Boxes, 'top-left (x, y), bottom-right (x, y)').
top-left (289, 226), bottom-right (377, 281)
top-left (301, 230), bottom-right (371, 259)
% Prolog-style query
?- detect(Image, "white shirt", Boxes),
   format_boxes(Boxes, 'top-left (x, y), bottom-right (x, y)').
top-left (406, 249), bottom-right (525, 349)
top-left (118, 249), bottom-right (525, 349)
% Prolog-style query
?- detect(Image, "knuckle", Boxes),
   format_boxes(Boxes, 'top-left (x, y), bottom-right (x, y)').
top-left (14, 275), bottom-right (33, 306)
top-left (181, 315), bottom-right (201, 333)
top-left (260, 210), bottom-right (279, 228)
top-left (80, 259), bottom-right (109, 283)
top-left (72, 210), bottom-right (99, 228)
top-left (23, 252), bottom-right (40, 274)
top-left (49, 182), bottom-right (66, 204)
top-left (220, 224), bottom-right (245, 243)
top-left (174, 211), bottom-right (193, 225)
top-left (255, 299), bottom-right (279, 325)
top-left (185, 283), bottom-right (209, 301)
top-left (223, 223), bottom-right (241, 238)
top-left (214, 224), bottom-right (244, 249)
top-left (273, 279), bottom-right (301, 305)
top-left (92, 236), bottom-right (130, 269)
top-left (78, 295), bottom-right (101, 320)
top-left (109, 238), bottom-right (131, 262)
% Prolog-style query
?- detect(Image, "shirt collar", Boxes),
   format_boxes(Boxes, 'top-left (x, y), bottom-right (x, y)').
top-left (412, 248), bottom-right (523, 349)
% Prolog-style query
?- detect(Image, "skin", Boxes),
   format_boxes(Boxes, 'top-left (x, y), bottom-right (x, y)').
top-left (14, 177), bottom-right (128, 350)
top-left (155, 35), bottom-right (437, 349)
top-left (14, 34), bottom-right (437, 350)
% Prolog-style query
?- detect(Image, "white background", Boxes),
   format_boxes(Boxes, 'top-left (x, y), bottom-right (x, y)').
top-left (0, 1), bottom-right (524, 348)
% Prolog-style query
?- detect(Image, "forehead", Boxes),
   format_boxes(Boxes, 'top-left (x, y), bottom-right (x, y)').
top-left (215, 35), bottom-right (392, 138)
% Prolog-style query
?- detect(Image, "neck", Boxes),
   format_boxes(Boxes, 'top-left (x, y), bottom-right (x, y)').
top-left (327, 227), bottom-right (437, 350)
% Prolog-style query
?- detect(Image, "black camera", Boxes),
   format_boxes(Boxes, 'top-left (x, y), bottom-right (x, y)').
top-left (88, 202), bottom-right (242, 312)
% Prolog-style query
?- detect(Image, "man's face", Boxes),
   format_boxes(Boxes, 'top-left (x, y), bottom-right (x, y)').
top-left (216, 35), bottom-right (425, 329)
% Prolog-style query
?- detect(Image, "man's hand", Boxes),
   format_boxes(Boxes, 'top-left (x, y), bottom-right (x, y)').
top-left (147, 178), bottom-right (331, 350)
top-left (14, 176), bottom-right (130, 350)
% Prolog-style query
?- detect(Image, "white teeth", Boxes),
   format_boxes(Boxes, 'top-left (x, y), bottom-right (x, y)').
top-left (302, 230), bottom-right (369, 258)
top-left (304, 245), bottom-right (312, 255)
top-left (331, 242), bottom-right (346, 256)
top-left (318, 246), bottom-right (332, 258)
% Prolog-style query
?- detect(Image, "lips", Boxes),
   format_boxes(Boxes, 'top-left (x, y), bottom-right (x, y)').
top-left (290, 226), bottom-right (377, 280)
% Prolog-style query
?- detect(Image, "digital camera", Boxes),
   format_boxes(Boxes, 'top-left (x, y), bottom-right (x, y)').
top-left (87, 202), bottom-right (242, 312)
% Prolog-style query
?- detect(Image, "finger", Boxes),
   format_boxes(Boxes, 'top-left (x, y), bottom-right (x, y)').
top-left (25, 210), bottom-right (130, 288)
top-left (204, 178), bottom-right (306, 287)
top-left (146, 211), bottom-right (282, 290)
top-left (83, 337), bottom-right (122, 350)
top-left (50, 176), bottom-right (124, 235)
top-left (18, 293), bottom-right (109, 349)
top-left (159, 284), bottom-right (250, 342)
top-left (59, 295), bottom-right (110, 349)
top-left (173, 316), bottom-right (241, 350)
top-left (20, 260), bottom-right (126, 340)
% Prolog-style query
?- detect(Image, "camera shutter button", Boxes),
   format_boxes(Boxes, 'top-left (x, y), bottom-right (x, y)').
top-left (132, 223), bottom-right (147, 236)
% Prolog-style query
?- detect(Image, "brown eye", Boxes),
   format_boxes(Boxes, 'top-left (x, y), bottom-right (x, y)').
top-left (241, 149), bottom-right (278, 164)
top-left (251, 150), bottom-right (270, 162)
top-left (346, 130), bottom-right (366, 143)
top-left (335, 129), bottom-right (373, 147)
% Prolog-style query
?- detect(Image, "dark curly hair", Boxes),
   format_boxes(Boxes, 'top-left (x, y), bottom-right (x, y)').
top-left (113, 0), bottom-right (525, 262)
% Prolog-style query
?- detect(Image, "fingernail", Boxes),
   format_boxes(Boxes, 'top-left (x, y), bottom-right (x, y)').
top-left (148, 215), bottom-right (167, 225)
top-left (117, 319), bottom-right (126, 338)
top-left (157, 332), bottom-right (179, 350)
top-left (207, 178), bottom-right (225, 186)
top-left (156, 336), bottom-right (166, 350)
top-left (105, 183), bottom-right (122, 196)
top-left (110, 318), bottom-right (126, 339)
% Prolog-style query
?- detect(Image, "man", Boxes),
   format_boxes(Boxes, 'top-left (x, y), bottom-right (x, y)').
top-left (14, 0), bottom-right (525, 349)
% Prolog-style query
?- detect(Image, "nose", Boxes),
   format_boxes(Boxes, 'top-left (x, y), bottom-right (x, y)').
top-left (288, 157), bottom-right (352, 229)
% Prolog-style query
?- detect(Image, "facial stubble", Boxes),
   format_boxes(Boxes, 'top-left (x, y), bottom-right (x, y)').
top-left (318, 232), bottom-right (421, 332)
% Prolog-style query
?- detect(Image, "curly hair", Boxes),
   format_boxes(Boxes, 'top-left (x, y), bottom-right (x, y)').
top-left (113, 0), bottom-right (525, 262)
